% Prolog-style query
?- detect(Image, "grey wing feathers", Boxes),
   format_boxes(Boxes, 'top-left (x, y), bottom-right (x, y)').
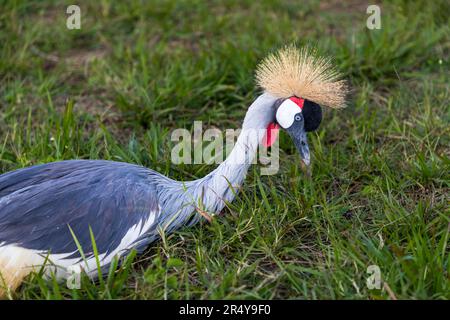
top-left (0, 160), bottom-right (161, 259)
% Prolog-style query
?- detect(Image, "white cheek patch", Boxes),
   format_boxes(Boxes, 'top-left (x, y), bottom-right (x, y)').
top-left (276, 99), bottom-right (301, 129)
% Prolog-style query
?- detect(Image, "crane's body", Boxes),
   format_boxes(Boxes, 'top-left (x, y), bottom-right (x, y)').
top-left (0, 94), bottom-right (277, 295)
top-left (0, 46), bottom-right (348, 297)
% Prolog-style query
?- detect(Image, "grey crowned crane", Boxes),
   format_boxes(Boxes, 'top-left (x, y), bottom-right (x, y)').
top-left (0, 46), bottom-right (348, 296)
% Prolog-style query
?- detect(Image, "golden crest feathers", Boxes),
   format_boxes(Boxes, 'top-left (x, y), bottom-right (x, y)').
top-left (256, 45), bottom-right (349, 108)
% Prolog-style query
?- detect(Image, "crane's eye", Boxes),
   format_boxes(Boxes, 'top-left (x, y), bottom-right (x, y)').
top-left (295, 114), bottom-right (302, 121)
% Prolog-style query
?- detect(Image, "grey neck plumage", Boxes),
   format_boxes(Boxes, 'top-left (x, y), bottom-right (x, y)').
top-left (155, 93), bottom-right (278, 233)
top-left (185, 93), bottom-right (277, 214)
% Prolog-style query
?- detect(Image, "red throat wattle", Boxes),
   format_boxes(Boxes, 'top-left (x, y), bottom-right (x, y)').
top-left (264, 97), bottom-right (304, 147)
top-left (264, 122), bottom-right (280, 147)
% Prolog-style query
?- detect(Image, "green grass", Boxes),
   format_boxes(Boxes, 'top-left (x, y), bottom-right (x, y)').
top-left (0, 0), bottom-right (449, 299)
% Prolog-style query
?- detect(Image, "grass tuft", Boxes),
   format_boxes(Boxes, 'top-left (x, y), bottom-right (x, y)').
top-left (0, 0), bottom-right (448, 299)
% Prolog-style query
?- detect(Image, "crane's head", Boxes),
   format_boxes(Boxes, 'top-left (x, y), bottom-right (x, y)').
top-left (271, 96), bottom-right (321, 166)
top-left (256, 45), bottom-right (348, 166)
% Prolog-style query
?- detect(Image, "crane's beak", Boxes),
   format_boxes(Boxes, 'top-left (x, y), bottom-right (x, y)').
top-left (294, 130), bottom-right (310, 166)
top-left (286, 127), bottom-right (310, 166)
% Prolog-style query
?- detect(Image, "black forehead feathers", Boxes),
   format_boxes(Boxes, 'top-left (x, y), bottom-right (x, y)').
top-left (302, 99), bottom-right (322, 132)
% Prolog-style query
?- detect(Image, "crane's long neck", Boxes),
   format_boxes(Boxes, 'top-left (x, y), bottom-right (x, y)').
top-left (188, 93), bottom-right (277, 214)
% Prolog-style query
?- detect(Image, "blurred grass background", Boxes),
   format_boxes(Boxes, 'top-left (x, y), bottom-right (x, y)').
top-left (0, 0), bottom-right (448, 299)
